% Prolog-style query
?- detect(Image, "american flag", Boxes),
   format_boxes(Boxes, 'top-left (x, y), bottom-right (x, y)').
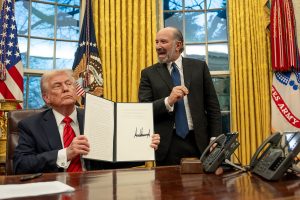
top-left (0, 0), bottom-right (23, 109)
top-left (75, 81), bottom-right (85, 96)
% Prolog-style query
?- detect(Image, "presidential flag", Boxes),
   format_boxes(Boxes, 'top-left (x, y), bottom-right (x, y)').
top-left (0, 0), bottom-right (23, 109)
top-left (72, 0), bottom-right (103, 105)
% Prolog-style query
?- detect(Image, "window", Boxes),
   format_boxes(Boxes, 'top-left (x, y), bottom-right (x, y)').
top-left (163, 0), bottom-right (230, 133)
top-left (15, 0), bottom-right (81, 108)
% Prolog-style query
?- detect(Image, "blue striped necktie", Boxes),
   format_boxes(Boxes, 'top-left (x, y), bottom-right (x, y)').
top-left (171, 63), bottom-right (189, 138)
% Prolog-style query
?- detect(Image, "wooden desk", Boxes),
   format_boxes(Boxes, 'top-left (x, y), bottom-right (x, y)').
top-left (0, 166), bottom-right (299, 199)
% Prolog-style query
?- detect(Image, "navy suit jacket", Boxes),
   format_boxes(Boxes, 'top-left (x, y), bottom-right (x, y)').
top-left (138, 58), bottom-right (222, 161)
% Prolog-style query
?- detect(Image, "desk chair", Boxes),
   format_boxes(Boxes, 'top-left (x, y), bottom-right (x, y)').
top-left (6, 109), bottom-right (44, 175)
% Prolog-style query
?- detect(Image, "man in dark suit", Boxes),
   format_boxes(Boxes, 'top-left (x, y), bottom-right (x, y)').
top-left (14, 70), bottom-right (160, 174)
top-left (139, 27), bottom-right (222, 166)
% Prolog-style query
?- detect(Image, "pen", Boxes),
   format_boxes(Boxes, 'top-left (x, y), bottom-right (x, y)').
top-left (20, 173), bottom-right (43, 181)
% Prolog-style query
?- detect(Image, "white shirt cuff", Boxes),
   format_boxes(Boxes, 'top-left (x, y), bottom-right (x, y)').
top-left (57, 148), bottom-right (71, 169)
top-left (164, 97), bottom-right (174, 112)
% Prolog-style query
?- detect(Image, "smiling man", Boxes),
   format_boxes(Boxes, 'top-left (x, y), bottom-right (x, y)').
top-left (13, 70), bottom-right (160, 174)
top-left (138, 27), bottom-right (222, 166)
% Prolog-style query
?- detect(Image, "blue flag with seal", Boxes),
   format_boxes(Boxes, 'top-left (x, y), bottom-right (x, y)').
top-left (72, 0), bottom-right (103, 106)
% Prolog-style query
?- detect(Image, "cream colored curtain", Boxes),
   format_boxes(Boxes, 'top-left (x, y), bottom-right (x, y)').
top-left (92, 0), bottom-right (157, 102)
top-left (229, 0), bottom-right (273, 164)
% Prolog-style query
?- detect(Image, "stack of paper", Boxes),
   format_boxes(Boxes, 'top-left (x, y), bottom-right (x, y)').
top-left (0, 181), bottom-right (74, 199)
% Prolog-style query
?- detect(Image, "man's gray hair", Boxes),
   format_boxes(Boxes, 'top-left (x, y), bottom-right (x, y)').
top-left (171, 27), bottom-right (184, 53)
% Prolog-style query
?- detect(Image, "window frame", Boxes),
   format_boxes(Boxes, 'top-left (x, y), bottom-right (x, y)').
top-left (162, 0), bottom-right (230, 133)
top-left (16, 0), bottom-right (82, 108)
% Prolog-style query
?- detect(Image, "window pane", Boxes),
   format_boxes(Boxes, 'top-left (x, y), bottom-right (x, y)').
top-left (222, 112), bottom-right (230, 134)
top-left (16, 0), bottom-right (81, 108)
top-left (18, 37), bottom-right (28, 68)
top-left (185, 12), bottom-right (205, 43)
top-left (29, 38), bottom-right (54, 70)
top-left (31, 2), bottom-right (55, 38)
top-left (23, 75), bottom-right (28, 108)
top-left (56, 6), bottom-right (80, 40)
top-left (16, 0), bottom-right (29, 35)
top-left (185, 0), bottom-right (204, 10)
top-left (164, 0), bottom-right (182, 10)
top-left (212, 77), bottom-right (230, 111)
top-left (207, 11), bottom-right (227, 41)
top-left (27, 76), bottom-right (44, 109)
top-left (58, 0), bottom-right (80, 6)
top-left (56, 41), bottom-right (77, 69)
top-left (208, 43), bottom-right (228, 71)
top-left (164, 12), bottom-right (183, 33)
top-left (40, 0), bottom-right (56, 3)
top-left (207, 0), bottom-right (227, 9)
top-left (185, 44), bottom-right (206, 61)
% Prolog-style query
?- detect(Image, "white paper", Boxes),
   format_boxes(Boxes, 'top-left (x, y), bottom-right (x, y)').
top-left (116, 103), bottom-right (155, 161)
top-left (83, 93), bottom-right (115, 161)
top-left (83, 93), bottom-right (154, 162)
top-left (0, 181), bottom-right (74, 199)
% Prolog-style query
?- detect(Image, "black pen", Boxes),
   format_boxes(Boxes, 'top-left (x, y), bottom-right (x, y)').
top-left (20, 173), bottom-right (43, 181)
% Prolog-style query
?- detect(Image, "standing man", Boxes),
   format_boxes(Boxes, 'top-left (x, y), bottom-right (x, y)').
top-left (14, 70), bottom-right (160, 174)
top-left (139, 27), bottom-right (222, 166)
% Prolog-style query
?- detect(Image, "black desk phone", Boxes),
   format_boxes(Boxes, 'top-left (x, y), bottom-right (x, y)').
top-left (200, 132), bottom-right (240, 173)
top-left (250, 132), bottom-right (300, 181)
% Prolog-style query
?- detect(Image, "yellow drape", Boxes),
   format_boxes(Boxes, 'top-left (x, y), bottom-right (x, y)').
top-left (228, 0), bottom-right (273, 165)
top-left (92, 0), bottom-right (157, 102)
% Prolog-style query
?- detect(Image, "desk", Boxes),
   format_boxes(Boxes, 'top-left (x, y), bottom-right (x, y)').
top-left (0, 166), bottom-right (300, 199)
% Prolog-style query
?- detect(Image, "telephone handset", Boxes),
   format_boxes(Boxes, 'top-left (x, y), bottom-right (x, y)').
top-left (200, 132), bottom-right (239, 173)
top-left (249, 132), bottom-right (282, 169)
top-left (250, 132), bottom-right (300, 181)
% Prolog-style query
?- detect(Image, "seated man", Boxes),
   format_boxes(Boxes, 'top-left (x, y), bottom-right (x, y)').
top-left (13, 70), bottom-right (160, 174)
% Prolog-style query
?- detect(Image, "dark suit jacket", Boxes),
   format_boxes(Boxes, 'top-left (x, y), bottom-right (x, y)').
top-left (14, 108), bottom-right (83, 174)
top-left (138, 57), bottom-right (222, 161)
top-left (13, 108), bottom-right (142, 174)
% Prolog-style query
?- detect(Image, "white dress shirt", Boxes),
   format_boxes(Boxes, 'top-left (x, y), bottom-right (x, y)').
top-left (53, 108), bottom-right (85, 170)
top-left (164, 56), bottom-right (194, 130)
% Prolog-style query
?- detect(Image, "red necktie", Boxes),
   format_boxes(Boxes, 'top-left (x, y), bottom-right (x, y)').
top-left (63, 116), bottom-right (82, 172)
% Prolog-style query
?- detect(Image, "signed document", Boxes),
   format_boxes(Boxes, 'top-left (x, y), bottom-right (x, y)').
top-left (83, 93), bottom-right (155, 162)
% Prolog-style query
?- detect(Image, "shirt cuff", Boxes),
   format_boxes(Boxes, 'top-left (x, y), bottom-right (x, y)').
top-left (164, 97), bottom-right (174, 112)
top-left (57, 148), bottom-right (71, 169)
top-left (210, 137), bottom-right (216, 142)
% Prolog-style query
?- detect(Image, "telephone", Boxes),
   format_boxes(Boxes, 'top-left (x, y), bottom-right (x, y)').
top-left (200, 132), bottom-right (240, 173)
top-left (250, 132), bottom-right (300, 181)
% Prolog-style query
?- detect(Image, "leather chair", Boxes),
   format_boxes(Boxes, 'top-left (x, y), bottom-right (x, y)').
top-left (6, 109), bottom-right (44, 175)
